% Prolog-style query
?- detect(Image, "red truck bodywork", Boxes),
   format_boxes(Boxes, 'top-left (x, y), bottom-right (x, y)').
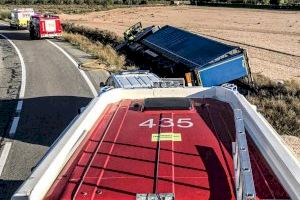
top-left (29, 14), bottom-right (62, 39)
top-left (44, 99), bottom-right (289, 200)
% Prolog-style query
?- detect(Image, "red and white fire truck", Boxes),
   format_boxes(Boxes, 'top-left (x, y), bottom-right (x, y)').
top-left (29, 13), bottom-right (62, 40)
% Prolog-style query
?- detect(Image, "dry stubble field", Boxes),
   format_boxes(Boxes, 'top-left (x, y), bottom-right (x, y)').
top-left (60, 6), bottom-right (300, 83)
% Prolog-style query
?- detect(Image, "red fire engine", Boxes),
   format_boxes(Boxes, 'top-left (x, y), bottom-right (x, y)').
top-left (29, 13), bottom-right (62, 40)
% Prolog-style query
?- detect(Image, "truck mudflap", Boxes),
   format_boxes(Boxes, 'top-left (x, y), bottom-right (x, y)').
top-left (196, 53), bottom-right (248, 87)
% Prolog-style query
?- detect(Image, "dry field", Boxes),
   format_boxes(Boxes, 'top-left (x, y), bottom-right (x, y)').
top-left (60, 6), bottom-right (300, 83)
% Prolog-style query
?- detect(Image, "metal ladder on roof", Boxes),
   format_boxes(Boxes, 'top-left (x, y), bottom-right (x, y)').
top-left (232, 109), bottom-right (256, 200)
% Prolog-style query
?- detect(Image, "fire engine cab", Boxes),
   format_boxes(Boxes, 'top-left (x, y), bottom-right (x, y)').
top-left (29, 13), bottom-right (62, 40)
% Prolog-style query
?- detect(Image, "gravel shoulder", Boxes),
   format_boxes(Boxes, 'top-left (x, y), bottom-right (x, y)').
top-left (60, 6), bottom-right (300, 83)
top-left (0, 33), bottom-right (22, 199)
top-left (0, 38), bottom-right (21, 100)
top-left (0, 37), bottom-right (21, 145)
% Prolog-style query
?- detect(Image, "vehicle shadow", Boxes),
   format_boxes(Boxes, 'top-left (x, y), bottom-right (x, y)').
top-left (196, 145), bottom-right (232, 200)
top-left (0, 31), bottom-right (31, 41)
top-left (0, 95), bottom-right (91, 199)
top-left (0, 24), bottom-right (32, 41)
top-left (0, 179), bottom-right (23, 199)
top-left (1, 95), bottom-right (92, 147)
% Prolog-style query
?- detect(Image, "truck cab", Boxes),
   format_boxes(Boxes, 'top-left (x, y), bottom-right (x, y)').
top-left (29, 13), bottom-right (62, 40)
top-left (100, 70), bottom-right (185, 93)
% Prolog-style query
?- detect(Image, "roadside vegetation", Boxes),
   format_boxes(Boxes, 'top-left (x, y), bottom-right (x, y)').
top-left (248, 74), bottom-right (299, 137)
top-left (63, 32), bottom-right (126, 71)
top-left (0, 9), bottom-right (10, 21)
top-left (62, 23), bottom-right (122, 47)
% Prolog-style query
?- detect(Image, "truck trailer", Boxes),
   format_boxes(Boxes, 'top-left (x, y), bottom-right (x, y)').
top-left (120, 23), bottom-right (253, 87)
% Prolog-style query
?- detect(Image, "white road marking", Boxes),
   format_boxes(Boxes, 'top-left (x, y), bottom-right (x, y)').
top-left (16, 100), bottom-right (23, 113)
top-left (1, 33), bottom-right (26, 135)
top-left (9, 117), bottom-right (20, 138)
top-left (0, 34), bottom-right (26, 99)
top-left (0, 32), bottom-right (26, 175)
top-left (0, 142), bottom-right (12, 176)
top-left (46, 39), bottom-right (98, 97)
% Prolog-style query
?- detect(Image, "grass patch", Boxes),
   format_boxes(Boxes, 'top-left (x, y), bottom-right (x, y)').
top-left (246, 74), bottom-right (299, 137)
top-left (62, 22), bottom-right (122, 47)
top-left (63, 32), bottom-right (126, 71)
top-left (0, 9), bottom-right (10, 21)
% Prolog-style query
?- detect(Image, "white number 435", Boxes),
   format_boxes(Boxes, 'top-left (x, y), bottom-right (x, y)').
top-left (139, 118), bottom-right (193, 128)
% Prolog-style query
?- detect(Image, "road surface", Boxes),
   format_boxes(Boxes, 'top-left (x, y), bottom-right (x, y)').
top-left (0, 23), bottom-right (95, 199)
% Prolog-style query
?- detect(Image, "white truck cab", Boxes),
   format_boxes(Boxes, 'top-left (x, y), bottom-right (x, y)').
top-left (100, 70), bottom-right (185, 93)
top-left (10, 8), bottom-right (34, 29)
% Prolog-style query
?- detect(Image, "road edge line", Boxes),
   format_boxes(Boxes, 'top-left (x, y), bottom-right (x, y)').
top-left (0, 34), bottom-right (26, 137)
top-left (9, 117), bottom-right (20, 138)
top-left (46, 39), bottom-right (98, 97)
top-left (0, 142), bottom-right (12, 176)
top-left (0, 34), bottom-right (26, 99)
top-left (0, 33), bottom-right (26, 175)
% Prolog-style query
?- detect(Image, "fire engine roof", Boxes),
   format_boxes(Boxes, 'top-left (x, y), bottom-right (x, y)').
top-left (31, 13), bottom-right (59, 19)
top-left (45, 98), bottom-right (288, 200)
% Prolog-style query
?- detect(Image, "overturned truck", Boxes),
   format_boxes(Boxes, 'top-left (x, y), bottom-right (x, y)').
top-left (119, 23), bottom-right (253, 87)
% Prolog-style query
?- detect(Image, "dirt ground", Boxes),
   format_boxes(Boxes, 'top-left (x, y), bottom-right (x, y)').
top-left (60, 6), bottom-right (300, 83)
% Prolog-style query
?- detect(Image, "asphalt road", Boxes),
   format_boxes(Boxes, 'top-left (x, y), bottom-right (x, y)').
top-left (0, 24), bottom-right (94, 199)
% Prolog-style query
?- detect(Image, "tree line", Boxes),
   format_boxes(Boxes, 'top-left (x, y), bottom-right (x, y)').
top-left (0, 0), bottom-right (153, 5)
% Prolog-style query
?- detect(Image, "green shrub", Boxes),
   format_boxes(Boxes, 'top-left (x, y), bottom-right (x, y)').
top-left (64, 0), bottom-right (74, 3)
top-left (84, 0), bottom-right (94, 4)
top-left (74, 0), bottom-right (84, 4)
top-left (22, 0), bottom-right (36, 4)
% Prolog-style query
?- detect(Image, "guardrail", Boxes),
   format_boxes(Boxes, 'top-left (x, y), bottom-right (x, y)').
top-left (232, 109), bottom-right (256, 200)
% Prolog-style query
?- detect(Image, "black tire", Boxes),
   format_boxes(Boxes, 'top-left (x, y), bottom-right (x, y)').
top-left (36, 31), bottom-right (41, 40)
top-left (29, 28), bottom-right (35, 40)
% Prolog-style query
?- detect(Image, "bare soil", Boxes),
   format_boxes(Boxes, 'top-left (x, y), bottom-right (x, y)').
top-left (281, 135), bottom-right (300, 160)
top-left (60, 6), bottom-right (300, 83)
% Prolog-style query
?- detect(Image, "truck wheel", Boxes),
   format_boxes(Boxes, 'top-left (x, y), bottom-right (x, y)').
top-left (36, 31), bottom-right (41, 40)
top-left (29, 29), bottom-right (35, 40)
top-left (34, 31), bottom-right (39, 40)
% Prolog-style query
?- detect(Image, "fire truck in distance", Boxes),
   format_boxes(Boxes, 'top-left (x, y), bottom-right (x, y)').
top-left (10, 8), bottom-right (34, 29)
top-left (29, 13), bottom-right (62, 40)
